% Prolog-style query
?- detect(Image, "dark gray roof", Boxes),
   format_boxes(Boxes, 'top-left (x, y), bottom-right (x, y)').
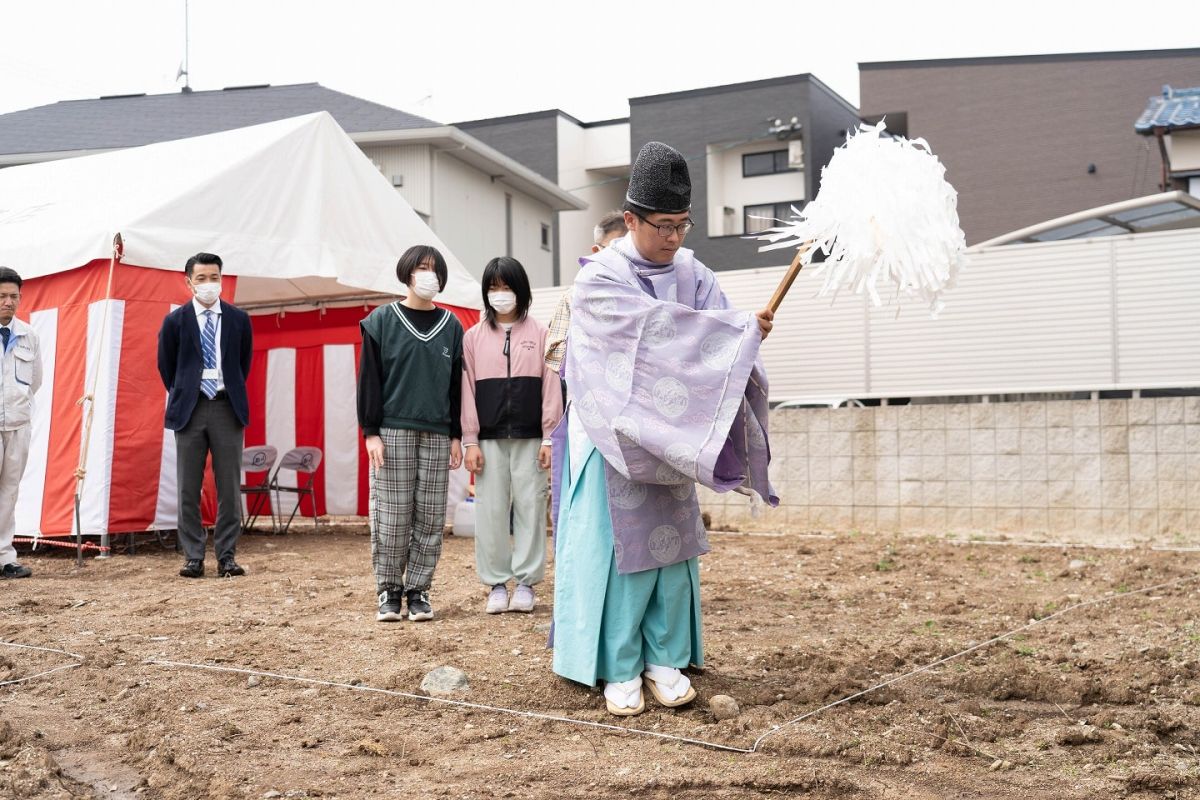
top-left (861, 46), bottom-right (1200, 70)
top-left (0, 83), bottom-right (439, 156)
top-left (1135, 85), bottom-right (1200, 133)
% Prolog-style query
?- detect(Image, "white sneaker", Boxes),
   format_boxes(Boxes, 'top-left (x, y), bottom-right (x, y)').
top-left (508, 584), bottom-right (536, 613)
top-left (485, 584), bottom-right (509, 614)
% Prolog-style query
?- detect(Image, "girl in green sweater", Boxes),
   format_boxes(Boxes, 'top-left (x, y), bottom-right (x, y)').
top-left (357, 245), bottom-right (464, 622)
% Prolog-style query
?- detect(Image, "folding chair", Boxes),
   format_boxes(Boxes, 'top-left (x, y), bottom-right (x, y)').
top-left (240, 445), bottom-right (279, 533)
top-left (271, 446), bottom-right (323, 534)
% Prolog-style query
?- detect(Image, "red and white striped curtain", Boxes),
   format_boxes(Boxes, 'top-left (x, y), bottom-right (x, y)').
top-left (15, 261), bottom-right (479, 538)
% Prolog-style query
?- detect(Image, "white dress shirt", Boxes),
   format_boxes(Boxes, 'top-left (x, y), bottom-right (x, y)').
top-left (192, 298), bottom-right (225, 392)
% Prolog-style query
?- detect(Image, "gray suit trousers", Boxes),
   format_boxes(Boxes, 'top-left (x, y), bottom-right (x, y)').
top-left (175, 394), bottom-right (245, 562)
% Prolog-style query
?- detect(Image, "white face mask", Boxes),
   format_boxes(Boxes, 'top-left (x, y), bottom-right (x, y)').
top-left (194, 282), bottom-right (222, 305)
top-left (488, 291), bottom-right (517, 315)
top-left (411, 271), bottom-right (441, 300)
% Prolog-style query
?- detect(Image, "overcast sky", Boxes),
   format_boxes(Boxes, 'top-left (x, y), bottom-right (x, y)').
top-left (1, 1), bottom-right (1196, 124)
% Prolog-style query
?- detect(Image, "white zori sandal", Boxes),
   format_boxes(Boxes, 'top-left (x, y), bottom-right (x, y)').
top-left (642, 664), bottom-right (696, 708)
top-left (603, 676), bottom-right (645, 716)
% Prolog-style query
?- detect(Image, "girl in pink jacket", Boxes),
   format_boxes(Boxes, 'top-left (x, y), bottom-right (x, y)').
top-left (462, 257), bottom-right (563, 614)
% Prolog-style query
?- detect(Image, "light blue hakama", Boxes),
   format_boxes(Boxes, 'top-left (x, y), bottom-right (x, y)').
top-left (551, 432), bottom-right (703, 686)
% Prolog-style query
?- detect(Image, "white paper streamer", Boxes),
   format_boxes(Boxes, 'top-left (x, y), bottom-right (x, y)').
top-left (755, 121), bottom-right (966, 316)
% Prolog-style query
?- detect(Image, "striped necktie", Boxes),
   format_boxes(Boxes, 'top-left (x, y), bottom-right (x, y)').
top-left (200, 310), bottom-right (218, 399)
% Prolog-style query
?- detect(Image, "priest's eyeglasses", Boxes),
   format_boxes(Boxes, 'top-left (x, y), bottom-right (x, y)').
top-left (633, 212), bottom-right (694, 238)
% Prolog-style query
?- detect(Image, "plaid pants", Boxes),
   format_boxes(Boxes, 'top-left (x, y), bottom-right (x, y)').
top-left (370, 428), bottom-right (451, 593)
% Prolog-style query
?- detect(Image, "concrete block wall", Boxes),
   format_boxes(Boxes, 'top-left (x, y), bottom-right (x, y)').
top-left (700, 397), bottom-right (1200, 544)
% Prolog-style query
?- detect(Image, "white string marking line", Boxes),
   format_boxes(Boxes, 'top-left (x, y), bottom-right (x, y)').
top-left (145, 571), bottom-right (1197, 756)
top-left (0, 641), bottom-right (85, 688)
top-left (0, 663), bottom-right (83, 688)
top-left (143, 659), bottom-right (756, 754)
top-left (749, 571), bottom-right (1199, 751)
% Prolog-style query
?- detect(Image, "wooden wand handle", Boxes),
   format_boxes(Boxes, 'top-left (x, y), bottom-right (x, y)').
top-left (766, 242), bottom-right (811, 314)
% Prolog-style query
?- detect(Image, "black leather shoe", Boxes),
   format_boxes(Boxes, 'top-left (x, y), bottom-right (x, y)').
top-left (179, 559), bottom-right (204, 578)
top-left (0, 563), bottom-right (32, 579)
top-left (218, 559), bottom-right (245, 577)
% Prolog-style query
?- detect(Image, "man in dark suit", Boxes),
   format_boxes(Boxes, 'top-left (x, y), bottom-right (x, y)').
top-left (157, 253), bottom-right (253, 578)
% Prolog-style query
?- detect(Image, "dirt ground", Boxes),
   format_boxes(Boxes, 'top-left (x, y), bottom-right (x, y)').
top-left (1, 523), bottom-right (1198, 800)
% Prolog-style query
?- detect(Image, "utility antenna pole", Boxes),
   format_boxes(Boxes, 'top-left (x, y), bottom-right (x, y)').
top-left (177, 0), bottom-right (192, 92)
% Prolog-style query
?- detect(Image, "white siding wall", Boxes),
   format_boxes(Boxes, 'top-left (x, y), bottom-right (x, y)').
top-left (359, 143), bottom-right (432, 217)
top-left (532, 227), bottom-right (1200, 399)
top-left (431, 152), bottom-right (506, 280)
top-left (557, 118), bottom-right (629, 285)
top-left (509, 190), bottom-right (554, 288)
top-left (430, 151), bottom-right (554, 285)
top-left (706, 140), bottom-right (805, 236)
top-left (583, 122), bottom-right (631, 172)
top-left (1166, 130), bottom-right (1200, 173)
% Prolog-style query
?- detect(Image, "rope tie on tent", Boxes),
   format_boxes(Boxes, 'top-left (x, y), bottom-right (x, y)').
top-left (67, 234), bottom-right (121, 565)
top-left (71, 395), bottom-right (94, 479)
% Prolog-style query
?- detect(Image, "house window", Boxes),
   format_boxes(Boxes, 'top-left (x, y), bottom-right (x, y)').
top-left (744, 201), bottom-right (804, 235)
top-left (742, 149), bottom-right (795, 177)
top-left (540, 223), bottom-right (551, 251)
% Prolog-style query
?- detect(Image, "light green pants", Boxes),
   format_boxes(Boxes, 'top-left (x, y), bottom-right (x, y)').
top-left (473, 438), bottom-right (547, 587)
top-left (553, 442), bottom-right (703, 686)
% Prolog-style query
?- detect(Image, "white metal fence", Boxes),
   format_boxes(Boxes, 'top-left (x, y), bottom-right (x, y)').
top-left (533, 228), bottom-right (1200, 400)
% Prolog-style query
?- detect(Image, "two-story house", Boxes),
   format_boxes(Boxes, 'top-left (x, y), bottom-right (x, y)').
top-left (460, 73), bottom-right (860, 284)
top-left (0, 83), bottom-right (586, 286)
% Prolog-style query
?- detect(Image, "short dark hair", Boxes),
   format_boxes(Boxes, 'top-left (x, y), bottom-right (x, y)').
top-left (395, 245), bottom-right (448, 292)
top-left (0, 267), bottom-right (23, 289)
top-left (621, 200), bottom-right (653, 217)
top-left (480, 257), bottom-right (532, 328)
top-left (593, 211), bottom-right (628, 245)
top-left (185, 253), bottom-right (223, 278)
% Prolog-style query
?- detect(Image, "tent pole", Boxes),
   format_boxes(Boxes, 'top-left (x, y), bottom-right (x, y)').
top-left (73, 234), bottom-right (122, 562)
top-left (237, 292), bottom-right (397, 314)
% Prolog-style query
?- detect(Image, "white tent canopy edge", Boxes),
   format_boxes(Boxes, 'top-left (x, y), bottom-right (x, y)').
top-left (0, 111), bottom-right (481, 310)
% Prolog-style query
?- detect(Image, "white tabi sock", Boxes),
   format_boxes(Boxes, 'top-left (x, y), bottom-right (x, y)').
top-left (603, 676), bottom-right (643, 710)
top-left (643, 663), bottom-right (691, 702)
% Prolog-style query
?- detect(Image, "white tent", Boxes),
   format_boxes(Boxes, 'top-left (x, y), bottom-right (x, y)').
top-left (0, 112), bottom-right (480, 542)
top-left (0, 111), bottom-right (481, 309)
